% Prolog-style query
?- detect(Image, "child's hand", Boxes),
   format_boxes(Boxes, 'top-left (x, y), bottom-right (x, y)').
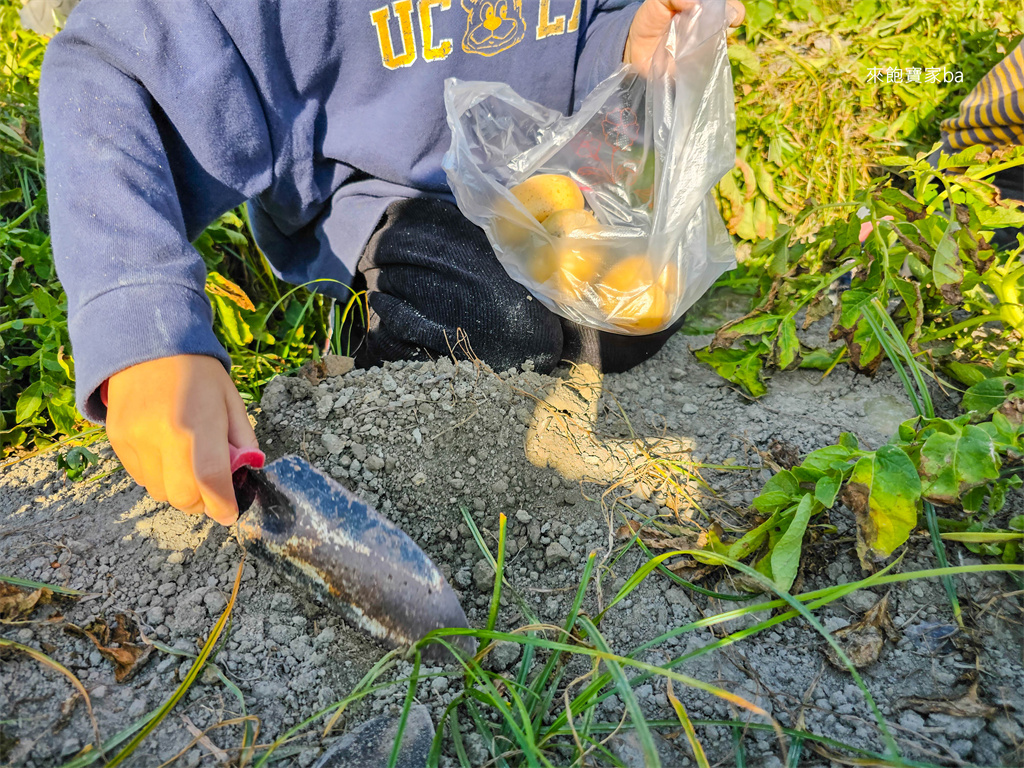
top-left (105, 355), bottom-right (258, 526)
top-left (625, 0), bottom-right (746, 78)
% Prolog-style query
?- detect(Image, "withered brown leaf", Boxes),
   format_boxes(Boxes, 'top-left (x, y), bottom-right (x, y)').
top-left (824, 593), bottom-right (898, 669)
top-left (66, 613), bottom-right (153, 683)
top-left (0, 583), bottom-right (52, 622)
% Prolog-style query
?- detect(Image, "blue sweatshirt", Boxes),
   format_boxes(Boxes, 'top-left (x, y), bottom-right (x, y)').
top-left (39, 0), bottom-right (639, 421)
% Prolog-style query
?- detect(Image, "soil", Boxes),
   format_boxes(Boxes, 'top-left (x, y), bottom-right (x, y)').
top-left (1, 331), bottom-right (1022, 767)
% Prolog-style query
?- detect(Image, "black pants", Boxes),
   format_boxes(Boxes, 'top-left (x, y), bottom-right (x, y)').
top-left (354, 197), bottom-right (683, 375)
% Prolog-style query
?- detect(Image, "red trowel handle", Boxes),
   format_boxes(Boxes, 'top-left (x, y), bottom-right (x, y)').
top-left (229, 444), bottom-right (266, 473)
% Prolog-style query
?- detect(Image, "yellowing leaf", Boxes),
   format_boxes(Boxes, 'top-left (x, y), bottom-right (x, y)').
top-left (919, 425), bottom-right (1001, 505)
top-left (205, 272), bottom-right (255, 312)
top-left (843, 445), bottom-right (921, 569)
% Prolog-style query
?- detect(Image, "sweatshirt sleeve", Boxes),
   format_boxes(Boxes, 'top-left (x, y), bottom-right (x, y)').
top-left (574, 0), bottom-right (641, 107)
top-left (39, 0), bottom-right (273, 423)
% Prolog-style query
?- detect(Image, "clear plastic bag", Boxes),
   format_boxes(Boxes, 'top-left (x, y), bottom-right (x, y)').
top-left (442, 0), bottom-right (737, 335)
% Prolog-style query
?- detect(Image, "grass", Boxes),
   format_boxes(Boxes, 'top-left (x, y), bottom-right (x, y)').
top-left (2, 0), bottom-right (1023, 764)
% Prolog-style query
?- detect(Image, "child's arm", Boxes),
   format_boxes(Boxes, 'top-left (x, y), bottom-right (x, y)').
top-left (39, 0), bottom-right (270, 523)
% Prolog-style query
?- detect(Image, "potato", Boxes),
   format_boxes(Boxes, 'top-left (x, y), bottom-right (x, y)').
top-left (612, 284), bottom-right (669, 331)
top-left (510, 174), bottom-right (585, 223)
top-left (597, 255), bottom-right (671, 331)
top-left (543, 208), bottom-right (599, 237)
top-left (525, 242), bottom-right (559, 284)
top-left (555, 246), bottom-right (603, 298)
top-left (598, 254), bottom-right (655, 300)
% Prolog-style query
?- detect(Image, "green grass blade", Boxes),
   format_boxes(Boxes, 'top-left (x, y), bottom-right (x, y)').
top-left (0, 574), bottom-right (85, 596)
top-left (676, 550), bottom-right (899, 758)
top-left (387, 651), bottom-right (421, 768)
top-left (487, 513), bottom-right (507, 633)
top-left (923, 500), bottom-right (962, 627)
top-left (462, 507), bottom-right (539, 624)
top-left (576, 616), bottom-right (661, 768)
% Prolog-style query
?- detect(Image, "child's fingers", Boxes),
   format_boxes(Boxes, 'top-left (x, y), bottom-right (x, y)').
top-left (225, 390), bottom-right (258, 450)
top-left (727, 0), bottom-right (745, 27)
top-left (112, 440), bottom-right (145, 487)
top-left (193, 436), bottom-right (238, 526)
top-left (139, 448), bottom-right (168, 503)
top-left (163, 442), bottom-right (203, 513)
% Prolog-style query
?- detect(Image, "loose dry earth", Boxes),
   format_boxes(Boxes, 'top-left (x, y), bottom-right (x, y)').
top-left (1, 332), bottom-right (1022, 767)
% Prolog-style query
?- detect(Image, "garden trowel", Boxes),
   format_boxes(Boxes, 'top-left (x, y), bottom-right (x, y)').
top-left (229, 445), bottom-right (475, 661)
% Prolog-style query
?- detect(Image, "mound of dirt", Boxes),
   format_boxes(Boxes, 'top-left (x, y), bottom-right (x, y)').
top-left (1, 334), bottom-right (1021, 766)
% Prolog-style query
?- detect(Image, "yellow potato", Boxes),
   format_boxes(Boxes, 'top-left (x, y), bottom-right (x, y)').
top-left (598, 254), bottom-right (655, 301)
top-left (555, 246), bottom-right (603, 298)
top-left (526, 242), bottom-right (559, 284)
top-left (597, 255), bottom-right (671, 331)
top-left (510, 174), bottom-right (585, 224)
top-left (611, 284), bottom-right (670, 331)
top-left (543, 208), bottom-right (599, 237)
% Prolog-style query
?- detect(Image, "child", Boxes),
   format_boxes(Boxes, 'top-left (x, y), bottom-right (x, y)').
top-left (40, 0), bottom-right (744, 526)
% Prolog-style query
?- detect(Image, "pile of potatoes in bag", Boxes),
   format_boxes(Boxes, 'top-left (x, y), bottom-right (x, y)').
top-left (503, 174), bottom-right (675, 333)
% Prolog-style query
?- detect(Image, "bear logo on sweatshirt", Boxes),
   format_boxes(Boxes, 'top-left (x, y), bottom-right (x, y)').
top-left (461, 0), bottom-right (526, 56)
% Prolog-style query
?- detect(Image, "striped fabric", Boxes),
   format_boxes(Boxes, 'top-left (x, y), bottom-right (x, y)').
top-left (941, 41), bottom-right (1024, 150)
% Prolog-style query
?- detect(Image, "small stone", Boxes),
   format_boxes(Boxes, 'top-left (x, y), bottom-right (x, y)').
top-left (166, 551), bottom-right (184, 565)
top-left (314, 626), bottom-right (337, 650)
top-left (412, 471), bottom-right (427, 486)
top-left (992, 715), bottom-right (1024, 746)
top-left (927, 714), bottom-right (986, 739)
top-left (898, 710), bottom-right (925, 731)
top-left (365, 455), bottom-right (385, 472)
top-left (463, 732), bottom-right (489, 767)
top-left (472, 559), bottom-right (494, 592)
top-left (146, 606), bottom-right (166, 625)
top-left (842, 590), bottom-right (881, 614)
top-left (545, 541), bottom-right (569, 567)
top-left (203, 590), bottom-right (227, 616)
top-left (664, 588), bottom-right (693, 609)
top-left (321, 433), bottom-right (345, 454)
top-left (269, 624), bottom-right (299, 645)
top-left (431, 676), bottom-right (450, 696)
top-left (271, 592), bottom-right (295, 612)
top-left (486, 641), bottom-right (521, 672)
top-left (322, 355), bottom-right (355, 377)
top-left (515, 510), bottom-right (532, 523)
top-left (157, 582), bottom-right (177, 597)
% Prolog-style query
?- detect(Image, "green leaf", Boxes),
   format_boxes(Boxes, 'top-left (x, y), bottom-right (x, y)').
top-left (694, 341), bottom-right (768, 397)
top-left (727, 44), bottom-right (760, 77)
top-left (931, 220), bottom-right (964, 304)
top-left (776, 314), bottom-right (799, 370)
top-left (945, 362), bottom-right (996, 387)
top-left (770, 494), bottom-right (815, 592)
top-left (839, 433), bottom-right (860, 450)
top-left (815, 473), bottom-right (841, 508)
top-left (961, 375), bottom-right (1024, 416)
top-left (726, 512), bottom-right (781, 560)
top-left (753, 470), bottom-right (800, 515)
top-left (838, 289), bottom-right (876, 330)
top-left (802, 444), bottom-right (855, 474)
top-left (798, 347), bottom-right (842, 371)
top-left (919, 425), bottom-right (1001, 505)
top-left (847, 445), bottom-right (921, 568)
top-left (16, 381), bottom-right (43, 423)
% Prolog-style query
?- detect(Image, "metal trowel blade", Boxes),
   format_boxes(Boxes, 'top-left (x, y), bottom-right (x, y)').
top-left (234, 455), bottom-right (475, 661)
